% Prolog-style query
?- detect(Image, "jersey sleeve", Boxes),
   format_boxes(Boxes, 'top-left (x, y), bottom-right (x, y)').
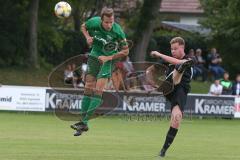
top-left (117, 25), bottom-right (126, 40)
top-left (85, 17), bottom-right (101, 30)
top-left (115, 24), bottom-right (127, 48)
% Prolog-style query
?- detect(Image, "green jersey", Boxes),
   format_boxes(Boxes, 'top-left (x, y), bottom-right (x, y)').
top-left (220, 79), bottom-right (232, 89)
top-left (85, 16), bottom-right (126, 57)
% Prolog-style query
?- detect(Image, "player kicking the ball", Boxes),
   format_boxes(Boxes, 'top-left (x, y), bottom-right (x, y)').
top-left (70, 7), bottom-right (129, 136)
top-left (150, 37), bottom-right (194, 158)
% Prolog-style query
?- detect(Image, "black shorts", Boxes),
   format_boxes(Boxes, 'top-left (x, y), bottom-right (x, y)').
top-left (165, 85), bottom-right (187, 112)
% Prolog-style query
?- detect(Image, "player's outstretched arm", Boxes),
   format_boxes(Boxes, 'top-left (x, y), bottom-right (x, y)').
top-left (81, 23), bottom-right (93, 46)
top-left (151, 51), bottom-right (184, 65)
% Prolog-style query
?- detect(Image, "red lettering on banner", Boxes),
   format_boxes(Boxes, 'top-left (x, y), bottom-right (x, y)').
top-left (235, 104), bottom-right (240, 112)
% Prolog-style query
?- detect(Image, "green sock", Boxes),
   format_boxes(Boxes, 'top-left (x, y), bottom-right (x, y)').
top-left (80, 95), bottom-right (91, 118)
top-left (82, 95), bottom-right (102, 125)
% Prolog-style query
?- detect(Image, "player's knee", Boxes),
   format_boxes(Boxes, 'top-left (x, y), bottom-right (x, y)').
top-left (171, 120), bottom-right (181, 128)
top-left (94, 88), bottom-right (103, 95)
top-left (85, 75), bottom-right (96, 83)
top-left (94, 84), bottom-right (105, 95)
top-left (171, 113), bottom-right (182, 128)
top-left (171, 123), bottom-right (179, 129)
top-left (83, 87), bottom-right (93, 95)
top-left (85, 78), bottom-right (96, 87)
top-left (94, 78), bottom-right (108, 93)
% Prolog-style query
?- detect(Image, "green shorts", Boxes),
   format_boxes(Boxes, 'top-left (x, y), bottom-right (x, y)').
top-left (86, 55), bottom-right (115, 79)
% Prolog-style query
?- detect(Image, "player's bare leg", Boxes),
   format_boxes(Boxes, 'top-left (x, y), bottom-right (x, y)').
top-left (170, 106), bottom-right (183, 128)
top-left (160, 106), bottom-right (182, 157)
top-left (172, 69), bottom-right (184, 85)
top-left (94, 78), bottom-right (109, 95)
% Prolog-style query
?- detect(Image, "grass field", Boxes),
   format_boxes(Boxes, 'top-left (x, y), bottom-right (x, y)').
top-left (0, 67), bottom-right (51, 87)
top-left (0, 112), bottom-right (239, 160)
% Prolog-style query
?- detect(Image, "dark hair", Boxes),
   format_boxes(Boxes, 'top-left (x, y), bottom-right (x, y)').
top-left (101, 7), bottom-right (114, 19)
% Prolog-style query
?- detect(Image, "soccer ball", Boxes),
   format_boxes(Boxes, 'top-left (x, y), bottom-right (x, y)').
top-left (54, 1), bottom-right (71, 18)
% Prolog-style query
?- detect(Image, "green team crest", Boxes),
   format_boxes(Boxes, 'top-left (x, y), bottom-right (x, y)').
top-left (93, 35), bottom-right (118, 53)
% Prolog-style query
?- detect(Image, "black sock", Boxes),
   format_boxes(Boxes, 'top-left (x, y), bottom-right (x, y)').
top-left (162, 127), bottom-right (178, 151)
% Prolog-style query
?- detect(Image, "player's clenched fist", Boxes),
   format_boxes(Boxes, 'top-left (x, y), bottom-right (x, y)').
top-left (86, 36), bottom-right (93, 46)
top-left (150, 51), bottom-right (161, 58)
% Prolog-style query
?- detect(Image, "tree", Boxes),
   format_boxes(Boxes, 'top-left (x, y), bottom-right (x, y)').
top-left (200, 0), bottom-right (240, 75)
top-left (28, 0), bottom-right (39, 68)
top-left (0, 0), bottom-right (29, 66)
top-left (133, 0), bottom-right (162, 62)
top-left (71, 0), bottom-right (113, 31)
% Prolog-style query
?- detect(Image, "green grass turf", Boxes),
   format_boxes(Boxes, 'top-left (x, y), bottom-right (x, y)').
top-left (0, 67), bottom-right (51, 87)
top-left (0, 112), bottom-right (239, 160)
top-left (190, 81), bottom-right (211, 94)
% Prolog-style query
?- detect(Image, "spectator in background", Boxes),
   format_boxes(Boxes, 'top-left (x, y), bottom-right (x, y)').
top-left (71, 63), bottom-right (80, 88)
top-left (207, 48), bottom-right (225, 80)
top-left (122, 56), bottom-right (134, 77)
top-left (78, 63), bottom-right (87, 88)
top-left (187, 49), bottom-right (199, 80)
top-left (77, 53), bottom-right (89, 88)
top-left (195, 48), bottom-right (208, 82)
top-left (64, 63), bottom-right (82, 88)
top-left (122, 56), bottom-right (138, 90)
top-left (220, 72), bottom-right (233, 95)
top-left (209, 79), bottom-right (223, 96)
top-left (232, 74), bottom-right (240, 96)
top-left (64, 64), bottom-right (74, 84)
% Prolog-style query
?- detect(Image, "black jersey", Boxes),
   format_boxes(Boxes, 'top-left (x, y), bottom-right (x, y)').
top-left (165, 56), bottom-right (193, 93)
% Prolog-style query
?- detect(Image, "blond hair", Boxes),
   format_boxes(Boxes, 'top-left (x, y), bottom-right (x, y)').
top-left (170, 37), bottom-right (185, 46)
top-left (101, 7), bottom-right (114, 19)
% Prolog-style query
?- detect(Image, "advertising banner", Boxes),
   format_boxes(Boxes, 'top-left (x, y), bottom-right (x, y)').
top-left (234, 97), bottom-right (240, 118)
top-left (0, 86), bottom-right (238, 118)
top-left (120, 92), bottom-right (169, 113)
top-left (45, 89), bottom-right (169, 114)
top-left (186, 94), bottom-right (235, 117)
top-left (45, 89), bottom-right (84, 111)
top-left (0, 85), bottom-right (45, 111)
